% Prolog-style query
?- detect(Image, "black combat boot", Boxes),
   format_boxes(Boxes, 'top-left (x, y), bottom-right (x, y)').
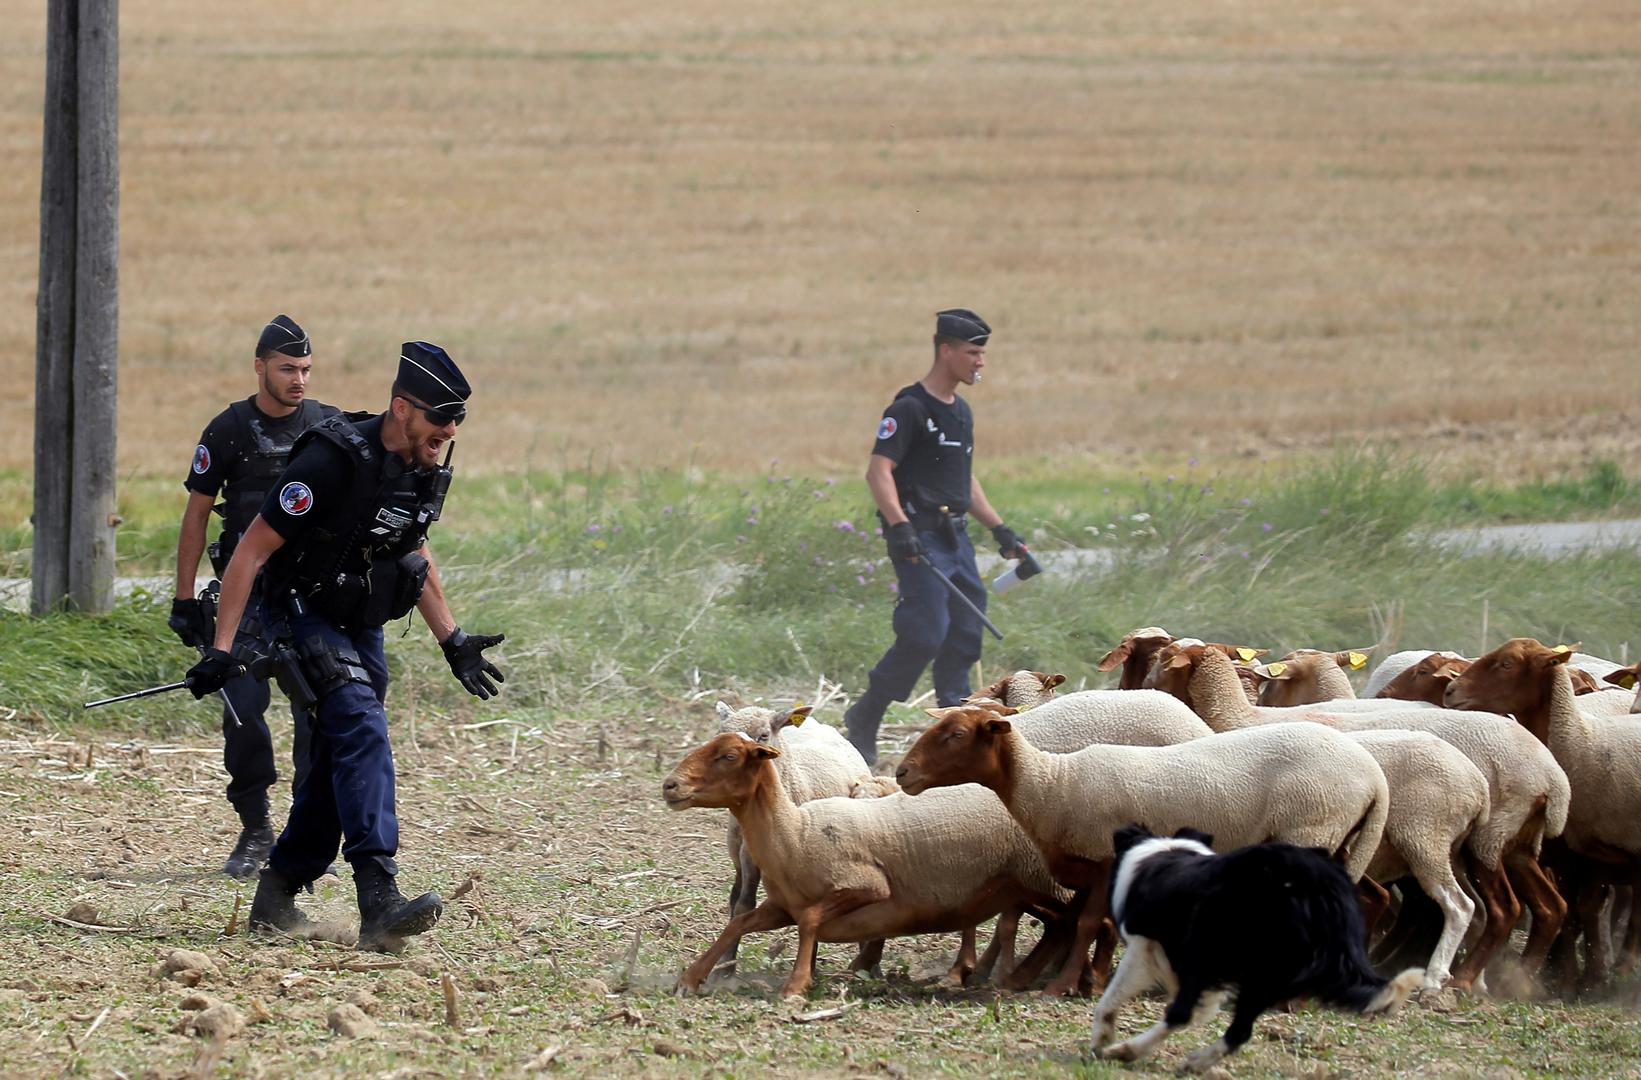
top-left (223, 800), bottom-right (276, 880)
top-left (844, 689), bottom-right (891, 766)
top-left (249, 866), bottom-right (316, 935)
top-left (355, 858), bottom-right (443, 952)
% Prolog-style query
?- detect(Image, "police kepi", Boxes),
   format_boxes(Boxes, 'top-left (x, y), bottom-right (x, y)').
top-left (843, 309), bottom-right (1031, 765)
top-left (186, 340), bottom-right (505, 950)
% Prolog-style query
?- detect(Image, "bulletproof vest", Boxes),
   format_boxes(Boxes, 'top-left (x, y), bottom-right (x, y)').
top-left (267, 414), bottom-right (445, 630)
top-left (220, 398), bottom-right (319, 546)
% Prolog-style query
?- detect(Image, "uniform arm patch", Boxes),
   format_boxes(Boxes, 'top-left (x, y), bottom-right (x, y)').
top-left (192, 444), bottom-right (211, 474)
top-left (877, 417), bottom-right (897, 439)
top-left (279, 481), bottom-right (315, 516)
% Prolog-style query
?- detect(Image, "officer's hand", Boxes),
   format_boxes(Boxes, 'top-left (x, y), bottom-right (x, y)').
top-left (991, 524), bottom-right (1028, 560)
top-left (185, 648), bottom-right (244, 699)
top-left (168, 597), bottom-right (215, 649)
top-left (885, 522), bottom-right (925, 564)
top-left (442, 628), bottom-right (507, 700)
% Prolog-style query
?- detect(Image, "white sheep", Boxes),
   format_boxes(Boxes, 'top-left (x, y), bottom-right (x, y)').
top-left (664, 733), bottom-right (1072, 998)
top-left (897, 708), bottom-right (1391, 998)
top-left (969, 671), bottom-right (1214, 750)
top-left (1150, 642), bottom-right (1570, 989)
top-left (1446, 639), bottom-right (1641, 985)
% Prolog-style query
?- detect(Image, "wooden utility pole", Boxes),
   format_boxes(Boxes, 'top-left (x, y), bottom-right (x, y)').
top-left (33, 0), bottom-right (118, 614)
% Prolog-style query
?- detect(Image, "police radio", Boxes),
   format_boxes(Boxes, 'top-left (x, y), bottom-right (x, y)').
top-left (420, 441), bottom-right (456, 527)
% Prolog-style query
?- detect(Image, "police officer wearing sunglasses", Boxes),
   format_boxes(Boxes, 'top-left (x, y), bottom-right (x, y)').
top-left (185, 342), bottom-right (505, 949)
top-left (171, 314), bottom-right (339, 880)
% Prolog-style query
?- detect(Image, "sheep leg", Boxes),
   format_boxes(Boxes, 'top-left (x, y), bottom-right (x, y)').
top-left (715, 837), bottom-right (763, 980)
top-left (1090, 937), bottom-right (1166, 1053)
top-left (1045, 864), bottom-right (1112, 998)
top-left (1416, 871), bottom-right (1476, 991)
top-left (1004, 911), bottom-right (1073, 988)
top-left (973, 908), bottom-right (1020, 984)
top-left (1357, 877), bottom-right (1393, 935)
top-left (1618, 883), bottom-right (1641, 976)
top-left (1576, 880), bottom-right (1613, 991)
top-left (679, 901), bottom-right (794, 993)
top-left (1085, 917), bottom-right (1117, 995)
top-left (780, 912), bottom-right (826, 999)
top-left (849, 938), bottom-right (885, 975)
top-left (939, 927), bottom-right (979, 989)
top-left (1449, 857), bottom-right (1519, 991)
top-left (1504, 850), bottom-right (1568, 979)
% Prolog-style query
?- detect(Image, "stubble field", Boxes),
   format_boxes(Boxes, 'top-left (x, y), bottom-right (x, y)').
top-left (0, 0), bottom-right (1639, 481)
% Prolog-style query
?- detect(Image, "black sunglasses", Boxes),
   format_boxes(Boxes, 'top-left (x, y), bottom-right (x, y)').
top-left (395, 394), bottom-right (466, 427)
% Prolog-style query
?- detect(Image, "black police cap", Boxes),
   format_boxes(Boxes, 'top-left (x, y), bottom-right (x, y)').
top-left (396, 341), bottom-right (471, 410)
top-left (935, 308), bottom-right (991, 346)
top-left (258, 314), bottom-right (311, 358)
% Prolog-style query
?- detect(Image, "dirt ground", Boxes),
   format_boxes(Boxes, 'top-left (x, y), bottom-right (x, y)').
top-left (3, 706), bottom-right (1639, 1079)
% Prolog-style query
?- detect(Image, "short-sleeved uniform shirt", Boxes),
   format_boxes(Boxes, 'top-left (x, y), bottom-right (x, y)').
top-left (258, 413), bottom-right (389, 544)
top-left (184, 397), bottom-right (339, 537)
top-left (870, 383), bottom-right (975, 514)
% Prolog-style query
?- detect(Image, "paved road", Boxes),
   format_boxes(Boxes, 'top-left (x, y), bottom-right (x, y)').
top-left (5, 518), bottom-right (1638, 613)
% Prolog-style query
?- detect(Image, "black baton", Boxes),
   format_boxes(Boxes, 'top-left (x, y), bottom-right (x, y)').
top-left (924, 562), bottom-right (1004, 641)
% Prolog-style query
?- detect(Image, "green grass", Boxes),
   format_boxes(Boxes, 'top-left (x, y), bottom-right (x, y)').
top-left (4, 450), bottom-right (1637, 730)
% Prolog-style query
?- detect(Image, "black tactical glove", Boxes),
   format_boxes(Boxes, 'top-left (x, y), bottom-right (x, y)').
top-left (168, 597), bottom-right (215, 649)
top-left (885, 521), bottom-right (925, 563)
top-left (991, 523), bottom-right (1028, 559)
top-left (185, 648), bottom-right (245, 699)
top-left (442, 628), bottom-right (507, 700)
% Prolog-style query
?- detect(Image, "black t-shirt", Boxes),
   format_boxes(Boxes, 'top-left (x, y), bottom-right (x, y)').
top-left (258, 413), bottom-right (389, 543)
top-left (183, 397), bottom-right (339, 498)
top-left (870, 383), bottom-right (975, 514)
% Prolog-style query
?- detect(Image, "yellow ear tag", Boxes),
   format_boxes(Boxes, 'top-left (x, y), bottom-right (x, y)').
top-left (1236, 647), bottom-right (1258, 662)
top-left (1347, 652), bottom-right (1368, 670)
top-left (1266, 662), bottom-right (1287, 677)
top-left (1620, 674), bottom-right (1638, 690)
top-left (1552, 644), bottom-right (1571, 654)
top-left (787, 705), bottom-right (807, 727)
top-left (1015, 701), bottom-right (1033, 713)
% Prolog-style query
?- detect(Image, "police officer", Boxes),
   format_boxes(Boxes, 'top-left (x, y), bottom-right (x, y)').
top-left (170, 314), bottom-right (339, 879)
top-left (184, 342), bottom-right (506, 950)
top-left (843, 309), bottom-right (1029, 764)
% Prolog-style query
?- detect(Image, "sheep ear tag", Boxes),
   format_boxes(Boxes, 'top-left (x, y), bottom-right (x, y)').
top-left (1347, 651), bottom-right (1368, 670)
top-left (787, 704), bottom-right (809, 727)
top-left (1552, 644), bottom-right (1571, 654)
top-left (1618, 673), bottom-right (1638, 690)
top-left (1235, 647), bottom-right (1259, 662)
top-left (1266, 662), bottom-right (1288, 677)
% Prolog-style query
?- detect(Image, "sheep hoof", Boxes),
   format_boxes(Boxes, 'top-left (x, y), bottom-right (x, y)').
top-left (672, 979), bottom-right (699, 998)
top-left (1099, 1040), bottom-right (1140, 1062)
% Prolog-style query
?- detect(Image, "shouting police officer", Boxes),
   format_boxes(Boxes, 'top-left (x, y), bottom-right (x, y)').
top-left (170, 314), bottom-right (339, 879)
top-left (843, 309), bottom-right (1029, 765)
top-left (185, 342), bottom-right (506, 949)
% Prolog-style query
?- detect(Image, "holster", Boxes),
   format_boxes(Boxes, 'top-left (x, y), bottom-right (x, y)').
top-left (364, 551), bottom-right (430, 626)
top-left (293, 634), bottom-right (372, 697)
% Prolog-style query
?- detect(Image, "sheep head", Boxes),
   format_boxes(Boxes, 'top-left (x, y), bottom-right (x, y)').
top-left (896, 704), bottom-right (1018, 795)
top-left (1254, 648), bottom-right (1370, 707)
top-left (1444, 638), bottom-right (1579, 724)
top-left (714, 701), bottom-right (813, 744)
top-left (1603, 662), bottom-right (1641, 714)
top-left (849, 775), bottom-right (901, 799)
top-left (1377, 653), bottom-right (1471, 706)
top-left (663, 733), bottom-right (781, 811)
top-left (1097, 627), bottom-right (1176, 689)
top-left (968, 670), bottom-right (1065, 709)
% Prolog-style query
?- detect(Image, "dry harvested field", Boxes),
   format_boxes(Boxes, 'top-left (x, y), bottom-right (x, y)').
top-left (2, 1), bottom-right (1640, 481)
top-left (5, 712), bottom-right (1641, 1079)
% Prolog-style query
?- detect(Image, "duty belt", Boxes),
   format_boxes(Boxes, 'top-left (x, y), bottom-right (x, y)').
top-left (906, 507), bottom-right (968, 533)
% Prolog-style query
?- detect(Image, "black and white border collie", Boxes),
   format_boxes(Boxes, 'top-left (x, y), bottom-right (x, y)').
top-left (1091, 824), bottom-right (1422, 1074)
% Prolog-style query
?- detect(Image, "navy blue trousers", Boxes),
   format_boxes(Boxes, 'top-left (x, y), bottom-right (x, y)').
top-left (266, 612), bottom-right (396, 885)
top-left (866, 527), bottom-right (988, 707)
top-left (224, 594), bottom-right (312, 822)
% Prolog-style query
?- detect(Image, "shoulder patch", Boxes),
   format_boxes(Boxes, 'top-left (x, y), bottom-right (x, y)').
top-left (279, 481), bottom-right (314, 517)
top-left (192, 444), bottom-right (211, 474)
top-left (877, 417), bottom-right (897, 440)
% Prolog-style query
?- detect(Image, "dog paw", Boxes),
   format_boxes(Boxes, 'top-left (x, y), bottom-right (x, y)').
top-left (1100, 1041), bottom-right (1141, 1062)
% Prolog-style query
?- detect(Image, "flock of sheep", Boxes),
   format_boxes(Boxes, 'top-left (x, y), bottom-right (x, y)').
top-left (658, 629), bottom-right (1641, 1068)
